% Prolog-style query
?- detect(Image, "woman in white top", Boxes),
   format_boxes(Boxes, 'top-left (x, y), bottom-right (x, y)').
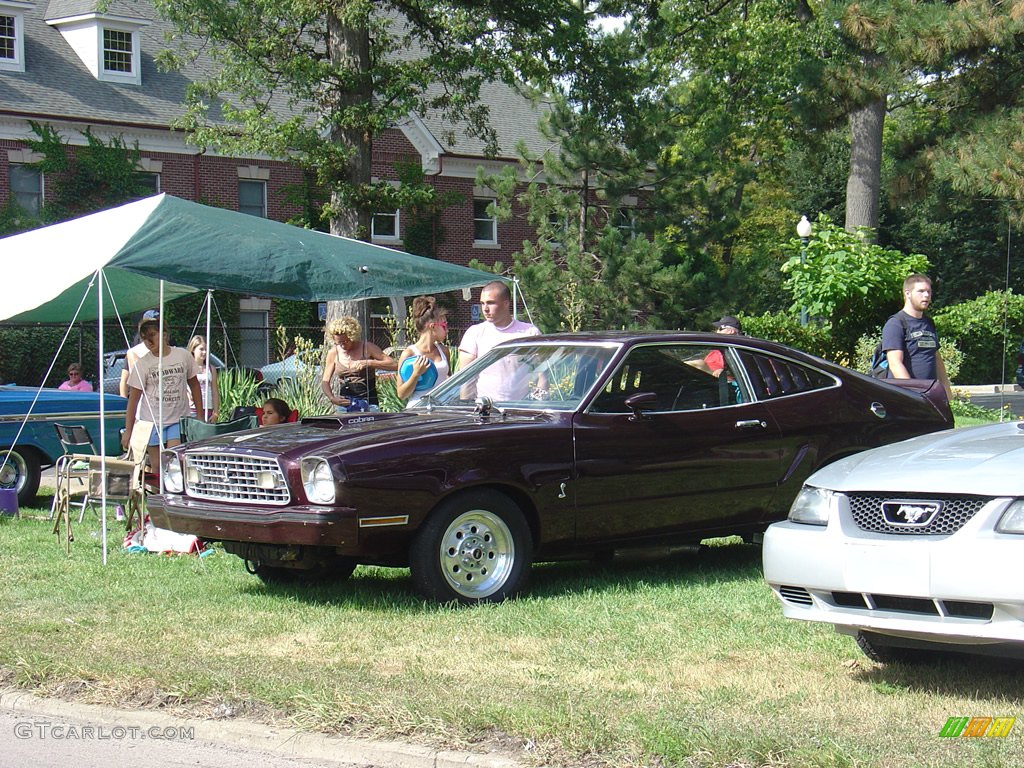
top-left (187, 334), bottom-right (219, 422)
top-left (396, 296), bottom-right (450, 402)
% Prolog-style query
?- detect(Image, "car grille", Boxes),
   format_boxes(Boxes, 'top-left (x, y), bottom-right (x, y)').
top-left (778, 586), bottom-right (813, 606)
top-left (830, 592), bottom-right (994, 620)
top-left (184, 453), bottom-right (290, 505)
top-left (846, 493), bottom-right (988, 535)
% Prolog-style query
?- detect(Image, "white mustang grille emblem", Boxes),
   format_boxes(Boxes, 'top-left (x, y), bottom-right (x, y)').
top-left (881, 500), bottom-right (942, 527)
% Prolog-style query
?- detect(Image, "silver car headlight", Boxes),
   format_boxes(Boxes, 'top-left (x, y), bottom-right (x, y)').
top-left (788, 485), bottom-right (833, 526)
top-left (301, 457), bottom-right (336, 504)
top-left (996, 499), bottom-right (1024, 534)
top-left (162, 451), bottom-right (183, 494)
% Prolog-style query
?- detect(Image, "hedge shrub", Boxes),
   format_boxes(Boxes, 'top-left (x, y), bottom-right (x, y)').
top-left (934, 291), bottom-right (1024, 385)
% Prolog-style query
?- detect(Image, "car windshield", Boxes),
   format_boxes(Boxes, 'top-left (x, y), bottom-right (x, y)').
top-left (410, 341), bottom-right (619, 412)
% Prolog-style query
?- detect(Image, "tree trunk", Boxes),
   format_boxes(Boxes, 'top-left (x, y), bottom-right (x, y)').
top-left (845, 95), bottom-right (886, 238)
top-left (325, 8), bottom-right (373, 336)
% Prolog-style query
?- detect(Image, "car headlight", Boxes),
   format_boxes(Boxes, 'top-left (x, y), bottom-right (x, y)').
top-left (996, 499), bottom-right (1024, 534)
top-left (301, 457), bottom-right (336, 504)
top-left (162, 451), bottom-right (183, 494)
top-left (788, 485), bottom-right (833, 526)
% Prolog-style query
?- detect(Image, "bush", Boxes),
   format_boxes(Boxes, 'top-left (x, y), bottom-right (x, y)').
top-left (852, 333), bottom-right (963, 382)
top-left (217, 368), bottom-right (263, 421)
top-left (934, 290), bottom-right (1024, 384)
top-left (740, 312), bottom-right (840, 362)
top-left (267, 332), bottom-right (333, 417)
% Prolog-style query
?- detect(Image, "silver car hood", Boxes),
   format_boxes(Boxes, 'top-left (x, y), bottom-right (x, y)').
top-left (806, 422), bottom-right (1024, 497)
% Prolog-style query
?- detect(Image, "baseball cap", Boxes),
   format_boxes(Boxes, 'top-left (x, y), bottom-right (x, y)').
top-left (712, 315), bottom-right (741, 332)
top-left (142, 309), bottom-right (160, 320)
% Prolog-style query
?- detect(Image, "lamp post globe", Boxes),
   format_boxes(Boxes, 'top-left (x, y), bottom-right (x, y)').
top-left (796, 216), bottom-right (812, 326)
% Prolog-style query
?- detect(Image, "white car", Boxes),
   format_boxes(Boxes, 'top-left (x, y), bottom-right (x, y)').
top-left (260, 354), bottom-right (308, 387)
top-left (763, 421), bottom-right (1024, 662)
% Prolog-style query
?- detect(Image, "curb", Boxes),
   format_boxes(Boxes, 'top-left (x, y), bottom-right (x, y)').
top-left (954, 384), bottom-right (1019, 395)
top-left (1, 689), bottom-right (522, 768)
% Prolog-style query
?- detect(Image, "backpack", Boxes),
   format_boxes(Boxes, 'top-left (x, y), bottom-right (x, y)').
top-left (869, 313), bottom-right (909, 379)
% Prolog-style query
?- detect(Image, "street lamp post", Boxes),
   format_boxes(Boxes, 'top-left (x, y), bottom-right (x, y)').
top-left (796, 215), bottom-right (812, 326)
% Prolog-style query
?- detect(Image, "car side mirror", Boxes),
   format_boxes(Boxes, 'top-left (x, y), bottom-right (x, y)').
top-left (624, 392), bottom-right (658, 421)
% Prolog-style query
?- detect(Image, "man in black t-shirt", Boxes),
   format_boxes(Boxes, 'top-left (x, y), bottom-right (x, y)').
top-left (882, 273), bottom-right (952, 399)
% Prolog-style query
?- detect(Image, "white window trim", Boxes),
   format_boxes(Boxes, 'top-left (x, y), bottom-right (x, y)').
top-left (473, 197), bottom-right (498, 246)
top-left (371, 209), bottom-right (400, 242)
top-left (0, 3), bottom-right (26, 72)
top-left (100, 25), bottom-right (138, 82)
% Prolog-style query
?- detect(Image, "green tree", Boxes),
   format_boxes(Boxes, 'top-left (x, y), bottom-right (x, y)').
top-left (153, 0), bottom-right (586, 323)
top-left (795, 0), bottom-right (1024, 233)
top-left (781, 215), bottom-right (929, 361)
top-left (0, 122), bottom-right (151, 236)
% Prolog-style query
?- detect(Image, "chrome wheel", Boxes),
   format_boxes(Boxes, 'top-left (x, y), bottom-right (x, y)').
top-left (439, 509), bottom-right (515, 600)
top-left (0, 448), bottom-right (40, 507)
top-left (411, 490), bottom-right (531, 604)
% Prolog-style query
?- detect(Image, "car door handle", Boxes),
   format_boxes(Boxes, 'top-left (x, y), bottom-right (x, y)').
top-left (735, 419), bottom-right (767, 430)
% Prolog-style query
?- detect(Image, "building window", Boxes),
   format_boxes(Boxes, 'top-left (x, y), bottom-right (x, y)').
top-left (473, 198), bottom-right (497, 244)
top-left (372, 209), bottom-right (399, 240)
top-left (239, 309), bottom-right (270, 368)
top-left (0, 14), bottom-right (14, 60)
top-left (239, 180), bottom-right (266, 217)
top-left (617, 209), bottom-right (637, 239)
top-left (0, 7), bottom-right (24, 72)
top-left (547, 212), bottom-right (568, 248)
top-left (10, 164), bottom-right (42, 215)
top-left (134, 172), bottom-right (160, 197)
top-left (102, 28), bottom-right (133, 74)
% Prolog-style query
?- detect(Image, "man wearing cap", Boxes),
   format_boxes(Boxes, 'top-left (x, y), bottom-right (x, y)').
top-left (704, 315), bottom-right (742, 376)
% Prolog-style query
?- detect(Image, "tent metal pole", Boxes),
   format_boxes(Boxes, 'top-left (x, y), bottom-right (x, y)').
top-left (98, 269), bottom-right (108, 565)
top-left (158, 281), bottom-right (165, 493)
top-left (204, 290), bottom-right (213, 421)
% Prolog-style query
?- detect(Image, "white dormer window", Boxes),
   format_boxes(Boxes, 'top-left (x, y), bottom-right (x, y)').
top-left (0, 1), bottom-right (31, 73)
top-left (46, 11), bottom-right (149, 85)
top-left (102, 28), bottom-right (132, 74)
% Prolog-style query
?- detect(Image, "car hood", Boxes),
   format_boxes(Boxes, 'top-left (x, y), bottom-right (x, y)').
top-left (806, 422), bottom-right (1024, 497)
top-left (0, 386), bottom-right (127, 415)
top-left (179, 408), bottom-right (554, 459)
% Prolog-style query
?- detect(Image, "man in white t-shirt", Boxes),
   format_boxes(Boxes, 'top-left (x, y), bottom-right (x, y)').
top-left (123, 317), bottom-right (205, 469)
top-left (458, 281), bottom-right (541, 400)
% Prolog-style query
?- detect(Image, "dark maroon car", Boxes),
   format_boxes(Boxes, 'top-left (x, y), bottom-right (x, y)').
top-left (149, 332), bottom-right (953, 604)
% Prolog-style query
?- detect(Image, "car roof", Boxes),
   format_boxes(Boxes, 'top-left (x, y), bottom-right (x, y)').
top-left (505, 330), bottom-right (827, 363)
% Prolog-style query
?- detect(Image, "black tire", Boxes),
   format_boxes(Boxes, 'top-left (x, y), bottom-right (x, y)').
top-left (410, 490), bottom-right (532, 605)
top-left (249, 556), bottom-right (357, 585)
top-left (855, 631), bottom-right (926, 664)
top-left (0, 447), bottom-right (41, 508)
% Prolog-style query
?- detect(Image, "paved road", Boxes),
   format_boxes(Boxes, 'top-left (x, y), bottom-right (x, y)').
top-left (967, 391), bottom-right (1024, 418)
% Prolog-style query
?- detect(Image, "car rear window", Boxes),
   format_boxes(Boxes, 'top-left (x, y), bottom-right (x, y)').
top-left (736, 351), bottom-right (835, 400)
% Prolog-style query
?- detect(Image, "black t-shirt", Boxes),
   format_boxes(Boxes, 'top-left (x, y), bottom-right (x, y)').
top-left (881, 311), bottom-right (939, 379)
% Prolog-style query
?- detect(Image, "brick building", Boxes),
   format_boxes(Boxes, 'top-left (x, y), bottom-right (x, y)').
top-left (0, 0), bottom-right (550, 364)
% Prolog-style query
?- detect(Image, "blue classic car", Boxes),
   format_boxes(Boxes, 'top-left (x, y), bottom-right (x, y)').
top-left (0, 385), bottom-right (127, 507)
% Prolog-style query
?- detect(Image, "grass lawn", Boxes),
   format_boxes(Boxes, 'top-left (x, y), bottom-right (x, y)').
top-left (2, 485), bottom-right (1022, 768)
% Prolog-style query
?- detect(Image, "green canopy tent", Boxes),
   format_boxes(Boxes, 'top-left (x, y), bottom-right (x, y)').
top-left (0, 194), bottom-right (499, 323)
top-left (0, 194), bottom-right (503, 562)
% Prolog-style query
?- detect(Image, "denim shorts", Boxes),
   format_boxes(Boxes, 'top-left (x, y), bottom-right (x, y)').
top-left (147, 422), bottom-right (182, 447)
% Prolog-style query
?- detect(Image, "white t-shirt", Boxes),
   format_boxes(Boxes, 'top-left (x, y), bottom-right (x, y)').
top-left (127, 346), bottom-right (198, 426)
top-left (459, 319), bottom-right (541, 400)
